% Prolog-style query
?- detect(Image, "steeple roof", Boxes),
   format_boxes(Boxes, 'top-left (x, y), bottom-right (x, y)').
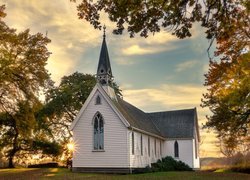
top-left (97, 26), bottom-right (112, 78)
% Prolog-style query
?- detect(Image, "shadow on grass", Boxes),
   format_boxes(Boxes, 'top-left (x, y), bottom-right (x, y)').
top-left (0, 168), bottom-right (249, 180)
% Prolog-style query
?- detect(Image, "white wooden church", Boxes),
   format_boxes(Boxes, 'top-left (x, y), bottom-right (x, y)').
top-left (70, 30), bottom-right (200, 173)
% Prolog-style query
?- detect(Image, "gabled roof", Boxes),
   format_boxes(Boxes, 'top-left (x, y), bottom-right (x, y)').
top-left (71, 83), bottom-right (199, 140)
top-left (70, 84), bottom-right (130, 130)
top-left (113, 98), bottom-right (162, 137)
top-left (113, 97), bottom-right (198, 140)
top-left (148, 109), bottom-right (197, 139)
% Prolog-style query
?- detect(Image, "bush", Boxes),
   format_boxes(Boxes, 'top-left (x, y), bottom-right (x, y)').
top-left (229, 165), bottom-right (250, 174)
top-left (151, 156), bottom-right (192, 172)
top-left (28, 162), bottom-right (58, 168)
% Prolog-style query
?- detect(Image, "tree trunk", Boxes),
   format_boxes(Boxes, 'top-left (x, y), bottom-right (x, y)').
top-left (8, 122), bottom-right (19, 168)
top-left (8, 155), bottom-right (15, 168)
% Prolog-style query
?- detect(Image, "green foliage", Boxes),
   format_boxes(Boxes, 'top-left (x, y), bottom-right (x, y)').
top-left (151, 156), bottom-right (192, 172)
top-left (72, 0), bottom-right (249, 57)
top-left (229, 165), bottom-right (250, 174)
top-left (32, 140), bottom-right (62, 156)
top-left (0, 6), bottom-right (54, 167)
top-left (202, 52), bottom-right (250, 156)
top-left (39, 72), bottom-right (122, 162)
top-left (28, 162), bottom-right (58, 168)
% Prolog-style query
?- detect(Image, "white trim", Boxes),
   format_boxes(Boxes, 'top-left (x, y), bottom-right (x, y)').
top-left (130, 127), bottom-right (165, 140)
top-left (70, 83), bottom-right (130, 130)
top-left (166, 137), bottom-right (194, 140)
top-left (70, 84), bottom-right (99, 130)
top-left (96, 83), bottom-right (130, 127)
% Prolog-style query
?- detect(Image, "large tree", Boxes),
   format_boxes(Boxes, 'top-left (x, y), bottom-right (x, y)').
top-left (202, 52), bottom-right (250, 155)
top-left (71, 0), bottom-right (249, 54)
top-left (0, 5), bottom-right (60, 168)
top-left (40, 72), bottom-right (122, 161)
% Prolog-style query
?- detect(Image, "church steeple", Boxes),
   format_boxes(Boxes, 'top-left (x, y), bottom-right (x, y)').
top-left (97, 25), bottom-right (113, 86)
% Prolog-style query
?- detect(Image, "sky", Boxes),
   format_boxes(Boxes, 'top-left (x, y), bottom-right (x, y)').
top-left (1, 0), bottom-right (221, 157)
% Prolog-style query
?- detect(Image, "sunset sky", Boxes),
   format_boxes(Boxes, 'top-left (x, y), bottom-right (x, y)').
top-left (1, 0), bottom-right (221, 157)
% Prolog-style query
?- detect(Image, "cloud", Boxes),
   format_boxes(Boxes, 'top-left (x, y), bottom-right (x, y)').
top-left (122, 83), bottom-right (218, 157)
top-left (144, 31), bottom-right (178, 44)
top-left (122, 45), bottom-right (160, 55)
top-left (114, 58), bottom-right (137, 65)
top-left (176, 60), bottom-right (199, 72)
top-left (2, 0), bottom-right (103, 83)
top-left (123, 84), bottom-right (205, 110)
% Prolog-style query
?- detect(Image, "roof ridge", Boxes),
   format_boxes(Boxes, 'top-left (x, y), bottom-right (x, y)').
top-left (147, 108), bottom-right (195, 114)
top-left (118, 97), bottom-right (163, 136)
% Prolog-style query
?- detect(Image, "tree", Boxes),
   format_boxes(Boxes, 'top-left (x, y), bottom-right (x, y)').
top-left (41, 72), bottom-right (96, 140)
top-left (202, 52), bottom-right (250, 155)
top-left (71, 0), bottom-right (249, 55)
top-left (40, 72), bottom-right (122, 160)
top-left (0, 6), bottom-right (60, 168)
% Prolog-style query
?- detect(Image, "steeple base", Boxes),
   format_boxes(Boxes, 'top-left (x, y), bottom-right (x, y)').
top-left (102, 85), bottom-right (117, 101)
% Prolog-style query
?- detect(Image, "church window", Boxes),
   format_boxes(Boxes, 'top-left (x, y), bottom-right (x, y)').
top-left (141, 134), bottom-right (143, 155)
top-left (174, 141), bottom-right (179, 158)
top-left (93, 112), bottom-right (104, 150)
top-left (132, 132), bottom-right (134, 155)
top-left (96, 95), bottom-right (101, 105)
top-left (160, 141), bottom-right (162, 156)
top-left (148, 137), bottom-right (150, 156)
top-left (154, 139), bottom-right (156, 156)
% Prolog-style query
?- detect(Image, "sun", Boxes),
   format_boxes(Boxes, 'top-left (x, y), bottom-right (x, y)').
top-left (67, 142), bottom-right (75, 152)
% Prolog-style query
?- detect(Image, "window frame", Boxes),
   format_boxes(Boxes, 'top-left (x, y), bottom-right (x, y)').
top-left (154, 139), bottom-right (156, 156)
top-left (148, 136), bottom-right (150, 157)
top-left (92, 112), bottom-right (105, 151)
top-left (174, 140), bottom-right (179, 158)
top-left (141, 134), bottom-right (143, 156)
top-left (95, 95), bottom-right (101, 105)
top-left (132, 132), bottom-right (134, 155)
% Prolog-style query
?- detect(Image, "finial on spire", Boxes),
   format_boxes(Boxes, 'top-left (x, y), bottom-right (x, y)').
top-left (103, 25), bottom-right (106, 39)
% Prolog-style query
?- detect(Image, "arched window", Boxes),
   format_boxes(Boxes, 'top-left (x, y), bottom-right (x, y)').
top-left (93, 112), bottom-right (104, 150)
top-left (148, 137), bottom-right (150, 156)
top-left (174, 140), bottom-right (179, 158)
top-left (141, 134), bottom-right (143, 155)
top-left (154, 139), bottom-right (156, 156)
top-left (132, 132), bottom-right (134, 155)
top-left (96, 95), bottom-right (101, 105)
top-left (160, 141), bottom-right (162, 156)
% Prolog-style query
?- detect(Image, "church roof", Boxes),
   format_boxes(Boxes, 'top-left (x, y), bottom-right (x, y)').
top-left (113, 97), bottom-right (162, 137)
top-left (148, 109), bottom-right (197, 139)
top-left (113, 97), bottom-right (198, 140)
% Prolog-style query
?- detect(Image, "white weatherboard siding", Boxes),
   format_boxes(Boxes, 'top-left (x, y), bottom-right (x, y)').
top-left (129, 131), bottom-right (162, 168)
top-left (72, 90), bottom-right (129, 168)
top-left (193, 139), bottom-right (200, 168)
top-left (163, 140), bottom-right (194, 168)
top-left (193, 131), bottom-right (200, 168)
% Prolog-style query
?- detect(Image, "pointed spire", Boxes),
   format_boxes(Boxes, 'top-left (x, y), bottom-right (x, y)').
top-left (97, 26), bottom-right (113, 86)
top-left (103, 25), bottom-right (106, 39)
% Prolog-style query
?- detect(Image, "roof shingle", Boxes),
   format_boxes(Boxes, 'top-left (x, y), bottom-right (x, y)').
top-left (113, 97), bottom-right (197, 139)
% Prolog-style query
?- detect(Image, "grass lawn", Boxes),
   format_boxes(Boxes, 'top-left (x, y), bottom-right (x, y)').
top-left (0, 168), bottom-right (249, 180)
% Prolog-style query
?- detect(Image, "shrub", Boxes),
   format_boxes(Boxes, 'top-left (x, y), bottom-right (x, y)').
top-left (28, 162), bottom-right (58, 168)
top-left (229, 165), bottom-right (250, 174)
top-left (151, 156), bottom-right (192, 172)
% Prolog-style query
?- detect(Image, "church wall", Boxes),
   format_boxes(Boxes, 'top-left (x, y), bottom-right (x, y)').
top-left (163, 139), bottom-right (194, 168)
top-left (128, 130), bottom-right (162, 168)
top-left (72, 90), bottom-right (129, 168)
top-left (192, 130), bottom-right (200, 169)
